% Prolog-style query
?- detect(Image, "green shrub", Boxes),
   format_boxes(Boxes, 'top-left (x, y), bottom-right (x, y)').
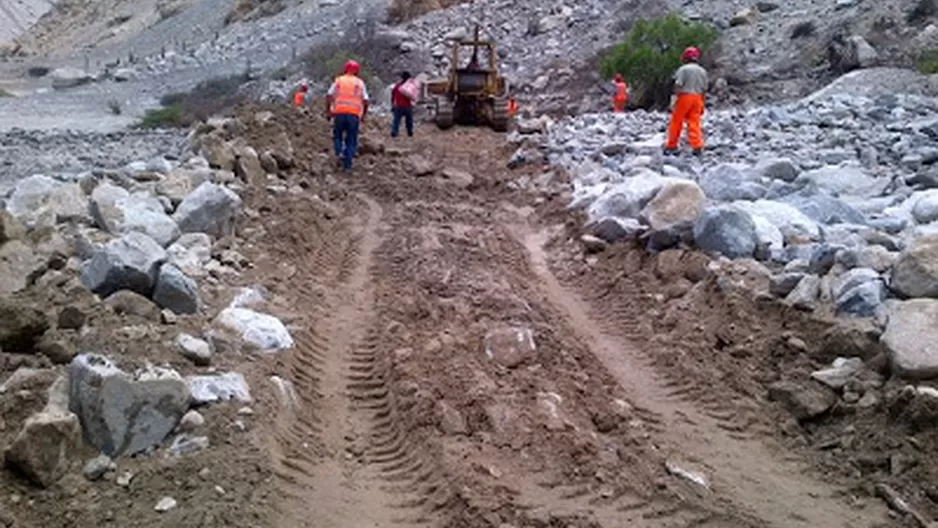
top-left (600, 13), bottom-right (719, 110)
top-left (139, 104), bottom-right (186, 128)
top-left (919, 49), bottom-right (938, 74)
top-left (0, 88), bottom-right (12, 97)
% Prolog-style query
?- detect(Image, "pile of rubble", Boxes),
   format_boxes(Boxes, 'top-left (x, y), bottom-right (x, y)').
top-left (0, 111), bottom-right (299, 525)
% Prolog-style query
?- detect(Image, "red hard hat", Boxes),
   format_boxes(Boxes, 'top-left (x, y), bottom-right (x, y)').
top-left (681, 47), bottom-right (701, 62)
top-left (344, 60), bottom-right (360, 74)
top-left (614, 73), bottom-right (624, 82)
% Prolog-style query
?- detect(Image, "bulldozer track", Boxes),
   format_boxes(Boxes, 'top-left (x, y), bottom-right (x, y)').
top-left (270, 195), bottom-right (436, 527)
top-left (523, 228), bottom-right (890, 528)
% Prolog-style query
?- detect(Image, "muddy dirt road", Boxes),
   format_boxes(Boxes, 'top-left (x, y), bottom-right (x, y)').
top-left (232, 107), bottom-right (897, 528)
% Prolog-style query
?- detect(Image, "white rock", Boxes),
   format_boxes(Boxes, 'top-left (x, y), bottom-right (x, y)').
top-left (187, 372), bottom-right (252, 405)
top-left (175, 334), bottom-right (212, 366)
top-left (882, 299), bottom-right (938, 379)
top-left (154, 497), bottom-right (177, 512)
top-left (172, 182), bottom-right (242, 238)
top-left (6, 175), bottom-right (89, 229)
top-left (215, 307), bottom-right (293, 351)
top-left (90, 183), bottom-right (180, 247)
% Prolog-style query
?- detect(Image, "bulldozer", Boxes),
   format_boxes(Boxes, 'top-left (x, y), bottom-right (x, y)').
top-left (423, 26), bottom-right (511, 132)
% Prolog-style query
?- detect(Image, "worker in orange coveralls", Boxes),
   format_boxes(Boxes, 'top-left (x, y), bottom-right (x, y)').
top-left (612, 73), bottom-right (628, 112)
top-left (293, 81), bottom-right (309, 107)
top-left (508, 97), bottom-right (518, 118)
top-left (664, 46), bottom-right (708, 157)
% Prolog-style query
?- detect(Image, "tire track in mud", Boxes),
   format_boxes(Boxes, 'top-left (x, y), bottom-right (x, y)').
top-left (523, 228), bottom-right (892, 528)
top-left (270, 195), bottom-right (434, 528)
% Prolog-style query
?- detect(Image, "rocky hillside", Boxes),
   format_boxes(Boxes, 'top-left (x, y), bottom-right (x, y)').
top-left (0, 0), bottom-right (57, 45)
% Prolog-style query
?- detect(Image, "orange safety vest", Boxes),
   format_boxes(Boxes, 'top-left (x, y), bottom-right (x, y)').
top-left (293, 91), bottom-right (306, 107)
top-left (332, 74), bottom-right (365, 117)
top-left (614, 80), bottom-right (628, 102)
top-left (508, 99), bottom-right (518, 117)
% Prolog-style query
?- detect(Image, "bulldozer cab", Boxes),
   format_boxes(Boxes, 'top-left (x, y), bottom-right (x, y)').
top-left (450, 26), bottom-right (505, 97)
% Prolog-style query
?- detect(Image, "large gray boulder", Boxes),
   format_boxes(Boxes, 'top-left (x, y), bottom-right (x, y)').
top-left (586, 170), bottom-right (670, 221)
top-left (692, 205), bottom-right (758, 258)
top-left (638, 180), bottom-right (706, 231)
top-left (882, 299), bottom-right (938, 379)
top-left (165, 233), bottom-right (212, 278)
top-left (0, 240), bottom-right (47, 297)
top-left (172, 182), bottom-right (242, 237)
top-left (155, 167), bottom-right (213, 207)
top-left (50, 67), bottom-right (93, 89)
top-left (152, 264), bottom-right (201, 315)
top-left (698, 164), bottom-right (766, 201)
top-left (80, 231), bottom-right (167, 297)
top-left (732, 199), bottom-right (821, 242)
top-left (795, 165), bottom-right (886, 197)
top-left (755, 158), bottom-right (800, 182)
top-left (90, 183), bottom-right (180, 247)
top-left (891, 236), bottom-right (938, 298)
top-left (4, 408), bottom-right (80, 487)
top-left (5, 175), bottom-right (89, 229)
top-left (68, 354), bottom-right (190, 457)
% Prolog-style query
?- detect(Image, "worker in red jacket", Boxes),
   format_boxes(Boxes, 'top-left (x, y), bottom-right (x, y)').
top-left (391, 71), bottom-right (415, 138)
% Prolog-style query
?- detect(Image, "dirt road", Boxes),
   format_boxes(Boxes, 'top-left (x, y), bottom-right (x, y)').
top-left (232, 107), bottom-right (897, 527)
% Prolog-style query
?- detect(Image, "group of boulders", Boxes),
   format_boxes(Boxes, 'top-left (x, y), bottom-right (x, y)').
top-left (527, 75), bottom-right (938, 385)
top-left (0, 115), bottom-right (297, 496)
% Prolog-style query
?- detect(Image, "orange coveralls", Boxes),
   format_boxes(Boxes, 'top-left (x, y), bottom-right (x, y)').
top-left (666, 93), bottom-right (705, 151)
top-left (613, 81), bottom-right (628, 112)
top-left (666, 62), bottom-right (708, 151)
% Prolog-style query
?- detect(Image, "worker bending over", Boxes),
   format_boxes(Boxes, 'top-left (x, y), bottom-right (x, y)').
top-left (665, 47), bottom-right (708, 157)
top-left (613, 74), bottom-right (628, 112)
top-left (326, 60), bottom-right (369, 172)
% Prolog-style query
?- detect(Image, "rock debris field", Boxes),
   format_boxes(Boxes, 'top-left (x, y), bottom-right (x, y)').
top-left (3, 79), bottom-right (938, 528)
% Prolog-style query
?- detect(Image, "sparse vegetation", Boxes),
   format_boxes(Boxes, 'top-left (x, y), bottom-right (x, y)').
top-left (298, 20), bottom-right (403, 95)
top-left (136, 73), bottom-right (251, 128)
top-left (139, 104), bottom-right (185, 128)
top-left (600, 13), bottom-right (719, 110)
top-left (225, 0), bottom-right (286, 25)
top-left (107, 99), bottom-right (123, 115)
top-left (387, 0), bottom-right (469, 23)
top-left (908, 0), bottom-right (938, 25)
top-left (0, 88), bottom-right (12, 97)
top-left (790, 21), bottom-right (816, 39)
top-left (918, 49), bottom-right (938, 74)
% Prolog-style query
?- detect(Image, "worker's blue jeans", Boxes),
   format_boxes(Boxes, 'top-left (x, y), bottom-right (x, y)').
top-left (391, 107), bottom-right (413, 137)
top-left (333, 113), bottom-right (359, 171)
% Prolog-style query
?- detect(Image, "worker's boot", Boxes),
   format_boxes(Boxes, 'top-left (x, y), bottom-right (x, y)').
top-left (692, 148), bottom-right (704, 158)
top-left (662, 147), bottom-right (678, 157)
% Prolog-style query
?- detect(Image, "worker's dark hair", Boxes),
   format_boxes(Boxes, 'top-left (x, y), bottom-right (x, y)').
top-left (400, 71), bottom-right (411, 80)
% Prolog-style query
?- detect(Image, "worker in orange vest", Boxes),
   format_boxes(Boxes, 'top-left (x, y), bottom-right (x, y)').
top-left (293, 81), bottom-right (308, 107)
top-left (325, 60), bottom-right (370, 172)
top-left (665, 47), bottom-right (708, 157)
top-left (613, 73), bottom-right (628, 112)
top-left (508, 97), bottom-right (518, 118)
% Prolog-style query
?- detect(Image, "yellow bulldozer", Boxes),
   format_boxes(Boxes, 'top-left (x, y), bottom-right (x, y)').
top-left (423, 26), bottom-right (511, 132)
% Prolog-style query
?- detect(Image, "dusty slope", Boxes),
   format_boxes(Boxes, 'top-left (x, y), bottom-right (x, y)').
top-left (0, 0), bottom-right (57, 44)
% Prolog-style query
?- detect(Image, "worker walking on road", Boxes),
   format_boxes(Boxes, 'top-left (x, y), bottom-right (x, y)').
top-left (326, 60), bottom-right (369, 172)
top-left (613, 73), bottom-right (628, 112)
top-left (665, 47), bottom-right (708, 157)
top-left (391, 71), bottom-right (415, 138)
